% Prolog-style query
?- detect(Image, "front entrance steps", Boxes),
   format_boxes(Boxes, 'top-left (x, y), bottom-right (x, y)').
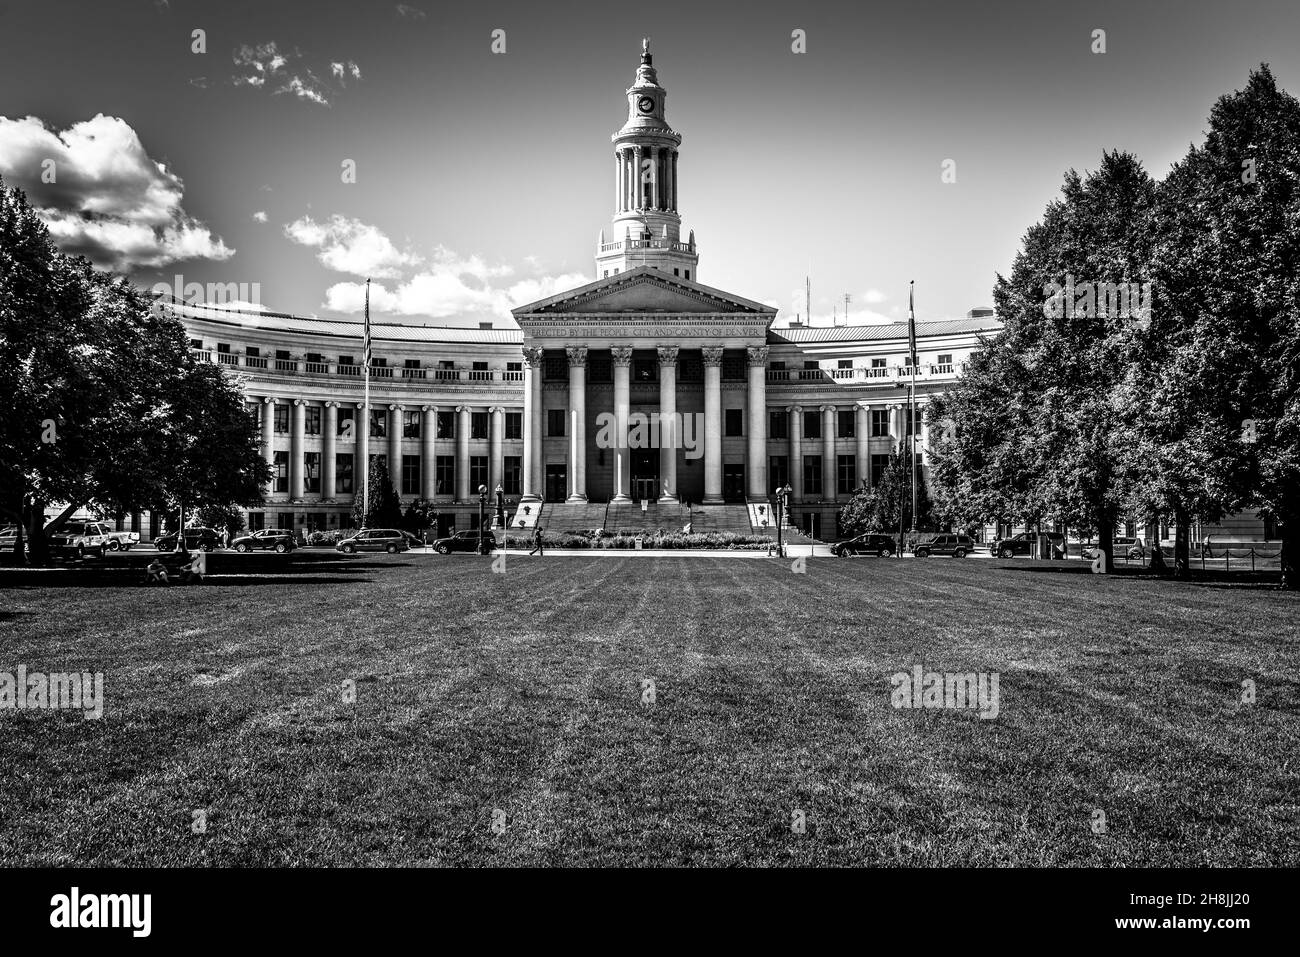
top-left (535, 502), bottom-right (610, 533)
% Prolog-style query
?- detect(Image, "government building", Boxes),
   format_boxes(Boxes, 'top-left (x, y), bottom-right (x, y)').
top-left (154, 42), bottom-right (1260, 547)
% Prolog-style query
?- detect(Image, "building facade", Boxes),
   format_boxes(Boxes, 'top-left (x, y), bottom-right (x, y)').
top-left (158, 42), bottom-right (1009, 541)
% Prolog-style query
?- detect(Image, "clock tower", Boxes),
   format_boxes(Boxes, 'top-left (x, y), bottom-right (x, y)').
top-left (595, 39), bottom-right (700, 280)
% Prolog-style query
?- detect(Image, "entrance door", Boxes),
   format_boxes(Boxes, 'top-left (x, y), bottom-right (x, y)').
top-left (723, 465), bottom-right (745, 502)
top-left (631, 450), bottom-right (657, 502)
top-left (545, 465), bottom-right (567, 502)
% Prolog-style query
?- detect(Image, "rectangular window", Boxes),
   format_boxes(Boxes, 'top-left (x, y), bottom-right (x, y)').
top-left (547, 409), bottom-right (566, 437)
top-left (871, 410), bottom-right (889, 437)
top-left (470, 455), bottom-right (488, 490)
top-left (277, 513), bottom-right (294, 530)
top-left (305, 406), bottom-right (321, 436)
top-left (437, 410), bottom-right (455, 438)
top-left (837, 455), bottom-right (856, 494)
top-left (505, 411), bottom-right (523, 440)
top-left (472, 361), bottom-right (488, 371)
top-left (504, 455), bottom-right (522, 495)
top-left (304, 452), bottom-right (321, 493)
top-left (543, 355), bottom-right (568, 381)
top-left (273, 451), bottom-right (288, 492)
top-left (402, 455), bottom-right (420, 495)
top-left (633, 357), bottom-right (658, 382)
top-left (803, 457), bottom-right (822, 496)
top-left (435, 455), bottom-right (455, 495)
top-left (803, 410), bottom-right (821, 439)
top-left (838, 410), bottom-right (855, 438)
top-left (768, 409), bottom-right (787, 440)
top-left (403, 410), bottom-right (421, 439)
top-left (274, 404), bottom-right (289, 434)
top-left (721, 355), bottom-right (745, 381)
top-left (471, 412), bottom-right (489, 439)
top-left (336, 453), bottom-right (354, 494)
top-left (871, 454), bottom-right (890, 486)
top-left (871, 357), bottom-right (886, 368)
top-left (769, 455), bottom-right (789, 489)
top-left (725, 408), bottom-right (744, 437)
top-left (837, 359), bottom-right (852, 369)
top-left (369, 410), bottom-right (386, 438)
top-left (247, 512), bottom-right (265, 531)
top-left (246, 346), bottom-right (260, 359)
top-left (338, 408), bottom-right (355, 438)
top-left (369, 454), bottom-right (386, 474)
top-left (937, 353), bottom-right (952, 365)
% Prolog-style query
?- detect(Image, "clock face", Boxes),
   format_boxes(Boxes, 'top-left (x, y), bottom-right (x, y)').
top-left (637, 95), bottom-right (655, 114)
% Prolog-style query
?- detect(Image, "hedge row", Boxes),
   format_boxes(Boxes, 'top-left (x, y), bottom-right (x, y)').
top-left (502, 529), bottom-right (774, 550)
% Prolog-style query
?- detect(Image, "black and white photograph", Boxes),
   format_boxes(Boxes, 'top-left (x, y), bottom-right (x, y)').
top-left (0, 0), bottom-right (1296, 941)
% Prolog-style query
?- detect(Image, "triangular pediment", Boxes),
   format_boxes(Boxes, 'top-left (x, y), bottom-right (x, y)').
top-left (512, 267), bottom-right (776, 318)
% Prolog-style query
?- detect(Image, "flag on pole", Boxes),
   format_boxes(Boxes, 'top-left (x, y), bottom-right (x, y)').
top-left (907, 280), bottom-right (918, 366)
top-left (362, 278), bottom-right (372, 367)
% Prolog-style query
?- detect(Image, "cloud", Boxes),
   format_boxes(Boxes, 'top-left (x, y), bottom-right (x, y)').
top-left (231, 42), bottom-right (358, 107)
top-left (0, 113), bottom-right (232, 269)
top-left (320, 246), bottom-right (587, 323)
top-left (284, 213), bottom-right (421, 278)
top-left (395, 4), bottom-right (426, 19)
top-left (861, 288), bottom-right (888, 304)
top-left (252, 210), bottom-right (268, 222)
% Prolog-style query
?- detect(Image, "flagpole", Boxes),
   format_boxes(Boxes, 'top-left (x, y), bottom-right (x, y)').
top-left (362, 278), bottom-right (371, 526)
top-left (908, 280), bottom-right (917, 535)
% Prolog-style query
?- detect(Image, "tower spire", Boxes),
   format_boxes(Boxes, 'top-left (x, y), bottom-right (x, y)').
top-left (595, 42), bottom-right (699, 281)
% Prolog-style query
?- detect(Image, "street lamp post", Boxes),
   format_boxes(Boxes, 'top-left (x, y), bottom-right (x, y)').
top-left (494, 484), bottom-right (505, 529)
top-left (477, 484), bottom-right (489, 555)
top-left (775, 483), bottom-right (792, 558)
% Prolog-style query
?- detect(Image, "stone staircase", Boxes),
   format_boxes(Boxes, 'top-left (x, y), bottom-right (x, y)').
top-left (536, 502), bottom-right (609, 533)
top-left (605, 500), bottom-right (691, 533)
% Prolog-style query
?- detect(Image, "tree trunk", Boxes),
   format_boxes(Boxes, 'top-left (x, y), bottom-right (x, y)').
top-left (1097, 511), bottom-right (1115, 574)
top-left (1174, 507), bottom-right (1191, 579)
top-left (1281, 511), bottom-right (1297, 591)
top-left (26, 498), bottom-right (50, 566)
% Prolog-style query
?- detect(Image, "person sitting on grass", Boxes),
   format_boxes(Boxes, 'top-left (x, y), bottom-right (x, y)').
top-left (178, 553), bottom-right (205, 585)
top-left (145, 558), bottom-right (169, 585)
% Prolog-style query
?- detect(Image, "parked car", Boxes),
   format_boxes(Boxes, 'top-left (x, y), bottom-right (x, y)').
top-left (832, 533), bottom-right (897, 557)
top-left (336, 528), bottom-right (410, 554)
top-left (429, 530), bottom-right (497, 554)
top-left (49, 521), bottom-right (116, 559)
top-left (401, 531), bottom-right (424, 549)
top-left (911, 534), bottom-right (975, 558)
top-left (991, 531), bottom-right (1066, 559)
top-left (102, 528), bottom-right (139, 551)
top-left (0, 525), bottom-right (18, 550)
top-left (154, 526), bottom-right (222, 552)
top-left (231, 529), bottom-right (296, 553)
top-left (1080, 537), bottom-right (1145, 560)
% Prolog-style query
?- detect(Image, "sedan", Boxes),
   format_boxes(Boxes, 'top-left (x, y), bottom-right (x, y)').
top-left (154, 527), bottom-right (222, 552)
top-left (832, 533), bottom-right (897, 558)
top-left (429, 530), bottom-right (497, 554)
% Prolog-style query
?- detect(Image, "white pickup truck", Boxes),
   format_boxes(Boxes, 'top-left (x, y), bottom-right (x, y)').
top-left (49, 521), bottom-right (138, 558)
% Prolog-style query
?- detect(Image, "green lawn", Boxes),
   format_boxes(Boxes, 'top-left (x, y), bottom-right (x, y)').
top-left (1, 555), bottom-right (1296, 866)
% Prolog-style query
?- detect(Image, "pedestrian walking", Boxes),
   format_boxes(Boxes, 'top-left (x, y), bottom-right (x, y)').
top-left (529, 526), bottom-right (544, 556)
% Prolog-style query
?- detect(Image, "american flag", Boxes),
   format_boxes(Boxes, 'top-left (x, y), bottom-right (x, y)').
top-left (362, 277), bottom-right (372, 368)
top-left (907, 280), bottom-right (917, 367)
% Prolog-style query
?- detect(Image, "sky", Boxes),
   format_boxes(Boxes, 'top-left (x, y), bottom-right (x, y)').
top-left (1, 0), bottom-right (1299, 328)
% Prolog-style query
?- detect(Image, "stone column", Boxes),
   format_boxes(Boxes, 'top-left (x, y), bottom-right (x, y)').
top-left (788, 405), bottom-right (804, 502)
top-left (566, 346), bottom-right (588, 502)
top-left (650, 146), bottom-right (659, 209)
top-left (521, 347), bottom-right (543, 501)
top-left (702, 346), bottom-right (724, 504)
top-left (489, 406), bottom-right (505, 493)
top-left (290, 399), bottom-right (305, 500)
top-left (855, 402), bottom-right (870, 491)
top-left (356, 401), bottom-right (369, 508)
top-left (614, 150), bottom-right (621, 212)
top-left (821, 404), bottom-right (837, 502)
top-left (388, 404), bottom-right (403, 499)
top-left (889, 403), bottom-right (902, 445)
top-left (746, 346), bottom-right (769, 499)
top-left (456, 405), bottom-right (471, 501)
top-left (657, 345), bottom-right (679, 503)
top-left (421, 404), bottom-right (437, 499)
top-left (611, 346), bottom-right (633, 502)
top-left (322, 402), bottom-right (337, 501)
top-left (260, 398), bottom-right (276, 493)
top-left (671, 150), bottom-right (678, 212)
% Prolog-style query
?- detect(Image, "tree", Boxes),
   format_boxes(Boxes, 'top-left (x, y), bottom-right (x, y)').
top-left (401, 498), bottom-right (438, 532)
top-left (352, 457), bottom-right (403, 529)
top-left (838, 445), bottom-right (932, 538)
top-left (1135, 65), bottom-right (1300, 585)
top-left (933, 152), bottom-right (1158, 571)
top-left (0, 176), bottom-right (270, 563)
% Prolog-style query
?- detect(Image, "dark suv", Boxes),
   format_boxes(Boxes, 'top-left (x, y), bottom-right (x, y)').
top-left (430, 530), bottom-right (497, 554)
top-left (155, 527), bottom-right (221, 552)
top-left (832, 533), bottom-right (897, 557)
top-left (231, 529), bottom-right (296, 553)
top-left (911, 534), bottom-right (975, 558)
top-left (992, 531), bottom-right (1066, 559)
